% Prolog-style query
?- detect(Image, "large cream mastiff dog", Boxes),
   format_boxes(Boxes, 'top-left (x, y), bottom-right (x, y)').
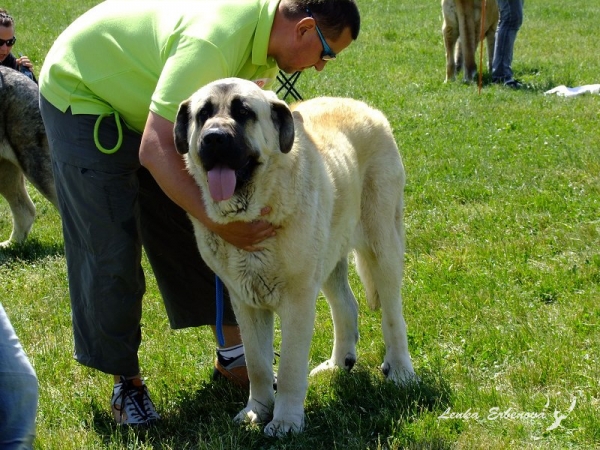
top-left (174, 78), bottom-right (416, 436)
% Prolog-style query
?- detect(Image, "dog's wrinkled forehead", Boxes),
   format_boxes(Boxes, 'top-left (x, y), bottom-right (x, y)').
top-left (189, 78), bottom-right (273, 121)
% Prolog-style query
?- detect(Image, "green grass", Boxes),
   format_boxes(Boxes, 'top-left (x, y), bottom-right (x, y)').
top-left (1, 0), bottom-right (599, 448)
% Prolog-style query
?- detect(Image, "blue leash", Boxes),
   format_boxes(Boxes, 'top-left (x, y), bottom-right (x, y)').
top-left (215, 275), bottom-right (225, 347)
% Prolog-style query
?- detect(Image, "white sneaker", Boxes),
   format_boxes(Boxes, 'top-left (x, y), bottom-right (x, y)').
top-left (111, 376), bottom-right (160, 425)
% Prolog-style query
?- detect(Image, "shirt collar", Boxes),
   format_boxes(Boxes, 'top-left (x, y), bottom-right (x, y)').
top-left (252, 0), bottom-right (279, 67)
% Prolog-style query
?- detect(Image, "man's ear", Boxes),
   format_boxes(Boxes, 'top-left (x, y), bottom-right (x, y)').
top-left (296, 17), bottom-right (315, 39)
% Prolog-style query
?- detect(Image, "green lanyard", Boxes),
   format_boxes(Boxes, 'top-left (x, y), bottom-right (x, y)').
top-left (93, 111), bottom-right (123, 154)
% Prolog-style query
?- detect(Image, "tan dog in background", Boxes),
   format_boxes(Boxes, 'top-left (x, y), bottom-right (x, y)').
top-left (442, 0), bottom-right (499, 82)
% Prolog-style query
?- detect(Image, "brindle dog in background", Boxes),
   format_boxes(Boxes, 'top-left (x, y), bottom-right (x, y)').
top-left (0, 66), bottom-right (57, 247)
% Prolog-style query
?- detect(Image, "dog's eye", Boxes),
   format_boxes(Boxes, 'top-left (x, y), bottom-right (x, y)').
top-left (197, 102), bottom-right (214, 122)
top-left (230, 98), bottom-right (255, 122)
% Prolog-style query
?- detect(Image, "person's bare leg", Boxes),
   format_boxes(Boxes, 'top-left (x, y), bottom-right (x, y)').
top-left (211, 324), bottom-right (243, 347)
top-left (212, 325), bottom-right (249, 387)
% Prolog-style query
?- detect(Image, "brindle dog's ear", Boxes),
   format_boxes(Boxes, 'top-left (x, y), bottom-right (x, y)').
top-left (174, 100), bottom-right (191, 155)
top-left (271, 100), bottom-right (295, 154)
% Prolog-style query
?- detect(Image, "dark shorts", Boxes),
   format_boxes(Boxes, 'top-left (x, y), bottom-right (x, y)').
top-left (40, 96), bottom-right (236, 376)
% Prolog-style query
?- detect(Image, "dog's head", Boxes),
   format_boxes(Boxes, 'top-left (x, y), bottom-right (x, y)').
top-left (174, 78), bottom-right (295, 218)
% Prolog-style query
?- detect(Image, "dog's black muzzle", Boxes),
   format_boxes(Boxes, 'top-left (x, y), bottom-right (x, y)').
top-left (199, 126), bottom-right (249, 172)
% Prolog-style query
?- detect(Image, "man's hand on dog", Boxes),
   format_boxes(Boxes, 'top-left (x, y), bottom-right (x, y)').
top-left (210, 206), bottom-right (276, 251)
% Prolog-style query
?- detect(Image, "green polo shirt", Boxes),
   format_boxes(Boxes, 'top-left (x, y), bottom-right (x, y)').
top-left (39, 0), bottom-right (280, 133)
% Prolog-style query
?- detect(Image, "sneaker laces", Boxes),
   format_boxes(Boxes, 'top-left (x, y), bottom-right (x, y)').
top-left (111, 376), bottom-right (160, 425)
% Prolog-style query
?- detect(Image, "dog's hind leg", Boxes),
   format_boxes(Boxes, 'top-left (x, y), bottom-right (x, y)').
top-left (442, 13), bottom-right (459, 82)
top-left (0, 159), bottom-right (36, 247)
top-left (355, 210), bottom-right (416, 385)
top-left (455, 0), bottom-right (478, 81)
top-left (485, 26), bottom-right (497, 73)
top-left (310, 257), bottom-right (359, 376)
top-left (18, 146), bottom-right (58, 209)
top-left (484, 0), bottom-right (499, 73)
top-left (354, 145), bottom-right (416, 385)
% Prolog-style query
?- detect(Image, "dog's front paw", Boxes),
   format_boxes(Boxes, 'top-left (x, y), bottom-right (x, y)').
top-left (264, 415), bottom-right (305, 437)
top-left (310, 353), bottom-right (356, 377)
top-left (381, 360), bottom-right (418, 386)
top-left (310, 359), bottom-right (336, 376)
top-left (233, 400), bottom-right (272, 425)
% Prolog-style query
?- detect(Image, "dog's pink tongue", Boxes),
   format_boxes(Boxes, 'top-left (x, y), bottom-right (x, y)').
top-left (207, 165), bottom-right (236, 202)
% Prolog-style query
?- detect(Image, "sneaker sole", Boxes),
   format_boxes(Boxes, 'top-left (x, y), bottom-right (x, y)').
top-left (213, 359), bottom-right (250, 389)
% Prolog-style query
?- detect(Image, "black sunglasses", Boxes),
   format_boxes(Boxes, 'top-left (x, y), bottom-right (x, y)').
top-left (0, 36), bottom-right (16, 47)
top-left (305, 9), bottom-right (336, 61)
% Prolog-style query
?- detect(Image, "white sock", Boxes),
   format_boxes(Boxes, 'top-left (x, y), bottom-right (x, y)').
top-left (216, 344), bottom-right (245, 366)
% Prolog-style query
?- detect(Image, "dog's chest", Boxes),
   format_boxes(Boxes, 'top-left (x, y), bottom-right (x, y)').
top-left (200, 232), bottom-right (285, 308)
top-left (228, 252), bottom-right (286, 308)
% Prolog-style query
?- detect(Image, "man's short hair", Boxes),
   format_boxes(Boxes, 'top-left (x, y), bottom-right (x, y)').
top-left (281, 0), bottom-right (360, 41)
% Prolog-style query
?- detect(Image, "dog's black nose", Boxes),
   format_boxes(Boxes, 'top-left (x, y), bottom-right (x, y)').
top-left (199, 127), bottom-right (236, 171)
top-left (202, 128), bottom-right (231, 149)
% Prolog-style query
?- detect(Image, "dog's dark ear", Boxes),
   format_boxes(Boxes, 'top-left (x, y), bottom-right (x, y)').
top-left (173, 100), bottom-right (191, 155)
top-left (271, 101), bottom-right (295, 154)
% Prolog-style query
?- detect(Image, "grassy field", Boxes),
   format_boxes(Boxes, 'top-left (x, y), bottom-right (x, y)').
top-left (1, 0), bottom-right (599, 448)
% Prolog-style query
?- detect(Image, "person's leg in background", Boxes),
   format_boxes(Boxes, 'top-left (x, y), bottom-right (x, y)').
top-left (492, 0), bottom-right (524, 86)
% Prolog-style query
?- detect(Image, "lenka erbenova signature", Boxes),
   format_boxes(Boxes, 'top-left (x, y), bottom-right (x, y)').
top-left (438, 395), bottom-right (577, 432)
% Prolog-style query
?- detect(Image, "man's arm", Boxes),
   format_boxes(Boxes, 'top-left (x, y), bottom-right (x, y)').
top-left (139, 111), bottom-right (275, 251)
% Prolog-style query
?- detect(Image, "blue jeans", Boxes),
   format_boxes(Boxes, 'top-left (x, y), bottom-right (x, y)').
top-left (492, 0), bottom-right (524, 82)
top-left (0, 303), bottom-right (38, 449)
